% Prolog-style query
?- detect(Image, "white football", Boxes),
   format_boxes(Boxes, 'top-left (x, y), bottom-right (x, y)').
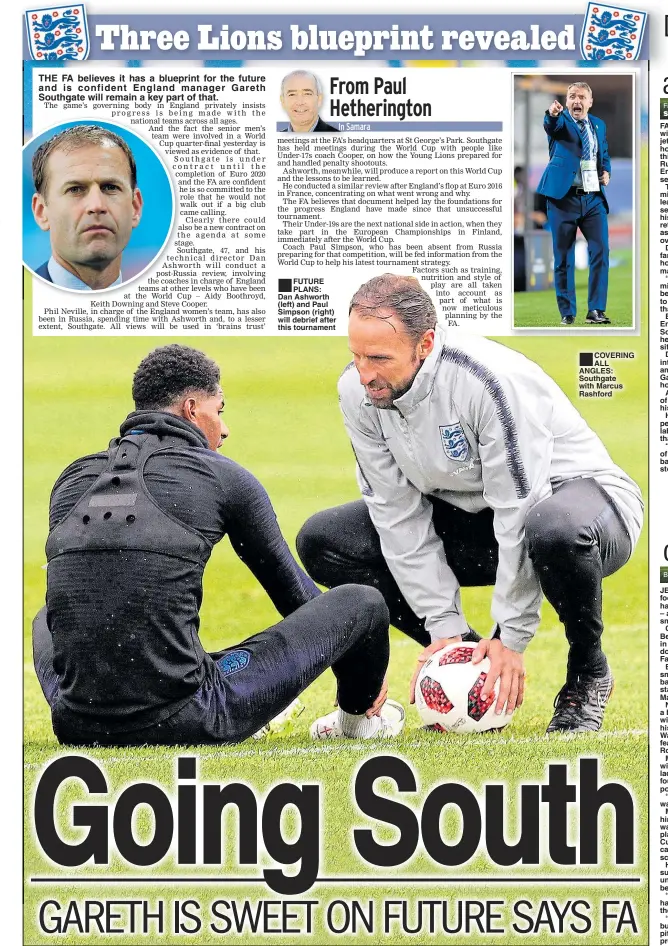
top-left (415, 642), bottom-right (513, 733)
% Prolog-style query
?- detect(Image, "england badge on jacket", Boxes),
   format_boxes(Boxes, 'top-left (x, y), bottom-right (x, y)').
top-left (440, 424), bottom-right (470, 462)
top-left (580, 3), bottom-right (647, 61)
top-left (25, 5), bottom-right (89, 62)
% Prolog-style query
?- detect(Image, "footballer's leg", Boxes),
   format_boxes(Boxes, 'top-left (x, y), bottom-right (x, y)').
top-left (202, 584), bottom-right (404, 742)
top-left (525, 479), bottom-right (632, 733)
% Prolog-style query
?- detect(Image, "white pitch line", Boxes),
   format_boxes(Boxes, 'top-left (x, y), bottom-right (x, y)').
top-left (23, 728), bottom-right (647, 770)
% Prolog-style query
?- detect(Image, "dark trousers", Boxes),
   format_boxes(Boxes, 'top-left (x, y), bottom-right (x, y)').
top-left (33, 584), bottom-right (389, 746)
top-left (546, 190), bottom-right (609, 316)
top-left (297, 479), bottom-right (631, 678)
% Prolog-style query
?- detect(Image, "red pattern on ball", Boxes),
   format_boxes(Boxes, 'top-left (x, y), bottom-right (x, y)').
top-left (438, 647), bottom-right (473, 666)
top-left (467, 672), bottom-right (494, 721)
top-left (420, 676), bottom-right (454, 714)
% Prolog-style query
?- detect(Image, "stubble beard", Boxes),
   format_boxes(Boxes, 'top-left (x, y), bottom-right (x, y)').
top-left (367, 357), bottom-right (422, 410)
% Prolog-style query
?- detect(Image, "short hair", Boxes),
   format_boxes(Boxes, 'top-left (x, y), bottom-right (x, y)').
top-left (349, 274), bottom-right (437, 342)
top-left (281, 70), bottom-right (323, 97)
top-left (132, 345), bottom-right (220, 411)
top-left (32, 124), bottom-right (138, 195)
top-left (566, 81), bottom-right (593, 97)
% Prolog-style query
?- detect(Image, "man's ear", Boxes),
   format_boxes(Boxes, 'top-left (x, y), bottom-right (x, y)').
top-left (417, 328), bottom-right (435, 361)
top-left (131, 188), bottom-right (143, 229)
top-left (32, 192), bottom-right (50, 232)
top-left (178, 395), bottom-right (198, 423)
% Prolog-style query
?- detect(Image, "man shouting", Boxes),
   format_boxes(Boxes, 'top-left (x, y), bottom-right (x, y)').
top-left (536, 82), bottom-right (612, 326)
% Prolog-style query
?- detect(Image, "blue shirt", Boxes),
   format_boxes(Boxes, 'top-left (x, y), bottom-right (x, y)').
top-left (572, 116), bottom-right (598, 188)
top-left (47, 257), bottom-right (123, 291)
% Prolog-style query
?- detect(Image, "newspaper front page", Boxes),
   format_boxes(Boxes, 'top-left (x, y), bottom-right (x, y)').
top-left (19, 0), bottom-right (666, 942)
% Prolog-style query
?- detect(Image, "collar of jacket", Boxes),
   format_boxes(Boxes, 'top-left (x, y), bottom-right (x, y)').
top-left (389, 324), bottom-right (448, 414)
top-left (116, 410), bottom-right (210, 449)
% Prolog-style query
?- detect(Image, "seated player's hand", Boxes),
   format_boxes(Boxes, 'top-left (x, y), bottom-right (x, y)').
top-left (548, 100), bottom-right (563, 117)
top-left (472, 638), bottom-right (525, 715)
top-left (366, 674), bottom-right (388, 717)
top-left (409, 637), bottom-right (462, 704)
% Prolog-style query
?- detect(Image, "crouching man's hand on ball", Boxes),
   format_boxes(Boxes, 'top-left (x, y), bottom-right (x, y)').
top-left (409, 636), bottom-right (462, 704)
top-left (472, 638), bottom-right (525, 715)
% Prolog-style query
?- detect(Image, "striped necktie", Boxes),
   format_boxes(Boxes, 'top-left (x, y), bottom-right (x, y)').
top-left (577, 119), bottom-right (591, 160)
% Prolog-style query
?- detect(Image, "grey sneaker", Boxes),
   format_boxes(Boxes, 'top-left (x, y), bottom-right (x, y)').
top-left (546, 668), bottom-right (614, 734)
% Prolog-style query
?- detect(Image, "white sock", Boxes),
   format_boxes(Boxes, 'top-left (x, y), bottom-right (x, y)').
top-left (339, 709), bottom-right (381, 738)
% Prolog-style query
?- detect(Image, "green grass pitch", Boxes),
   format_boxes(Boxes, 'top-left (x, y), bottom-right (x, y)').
top-left (24, 325), bottom-right (648, 944)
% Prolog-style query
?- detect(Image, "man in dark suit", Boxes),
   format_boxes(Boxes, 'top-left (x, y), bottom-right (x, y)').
top-left (279, 71), bottom-right (339, 133)
top-left (536, 82), bottom-right (611, 326)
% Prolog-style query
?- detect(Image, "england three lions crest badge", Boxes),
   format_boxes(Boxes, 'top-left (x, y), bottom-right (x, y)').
top-left (580, 3), bottom-right (647, 61)
top-left (25, 5), bottom-right (89, 62)
top-left (440, 424), bottom-right (469, 462)
top-left (218, 649), bottom-right (251, 677)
